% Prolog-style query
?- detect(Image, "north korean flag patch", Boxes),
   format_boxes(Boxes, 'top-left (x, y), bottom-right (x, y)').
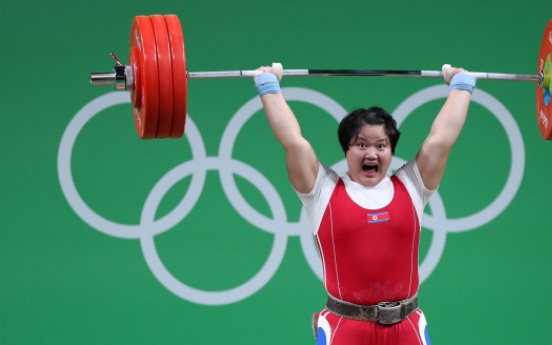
top-left (367, 211), bottom-right (390, 224)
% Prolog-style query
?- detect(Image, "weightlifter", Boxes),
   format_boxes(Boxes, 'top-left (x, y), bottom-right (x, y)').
top-left (253, 63), bottom-right (475, 345)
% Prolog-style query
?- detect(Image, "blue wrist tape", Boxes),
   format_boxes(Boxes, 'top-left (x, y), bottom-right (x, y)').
top-left (449, 73), bottom-right (477, 94)
top-left (255, 73), bottom-right (281, 97)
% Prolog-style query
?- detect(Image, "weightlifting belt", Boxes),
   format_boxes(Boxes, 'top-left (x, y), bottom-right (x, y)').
top-left (325, 295), bottom-right (419, 325)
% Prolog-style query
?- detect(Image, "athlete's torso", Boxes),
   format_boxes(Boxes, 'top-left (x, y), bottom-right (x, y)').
top-left (316, 175), bottom-right (420, 305)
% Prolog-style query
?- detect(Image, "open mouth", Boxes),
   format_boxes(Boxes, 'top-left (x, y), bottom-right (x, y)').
top-left (362, 164), bottom-right (378, 174)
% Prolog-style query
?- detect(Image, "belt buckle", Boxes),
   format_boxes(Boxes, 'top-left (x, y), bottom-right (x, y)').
top-left (358, 304), bottom-right (377, 321)
top-left (376, 301), bottom-right (404, 325)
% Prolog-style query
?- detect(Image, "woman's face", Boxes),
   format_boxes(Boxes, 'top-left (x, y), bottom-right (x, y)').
top-left (346, 124), bottom-right (392, 187)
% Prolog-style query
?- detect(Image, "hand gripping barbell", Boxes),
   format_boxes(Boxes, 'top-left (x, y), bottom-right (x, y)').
top-left (90, 14), bottom-right (552, 140)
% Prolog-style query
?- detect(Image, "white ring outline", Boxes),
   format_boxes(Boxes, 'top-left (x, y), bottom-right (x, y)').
top-left (57, 92), bottom-right (208, 239)
top-left (218, 88), bottom-right (348, 235)
top-left (392, 85), bottom-right (525, 232)
top-left (140, 157), bottom-right (289, 305)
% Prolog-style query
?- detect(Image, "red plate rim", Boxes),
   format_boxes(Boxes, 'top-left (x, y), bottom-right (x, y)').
top-left (164, 14), bottom-right (187, 138)
top-left (130, 16), bottom-right (160, 139)
top-left (150, 15), bottom-right (174, 139)
top-left (128, 47), bottom-right (142, 109)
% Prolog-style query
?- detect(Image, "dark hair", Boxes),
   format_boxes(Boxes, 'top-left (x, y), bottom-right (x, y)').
top-left (337, 107), bottom-right (401, 154)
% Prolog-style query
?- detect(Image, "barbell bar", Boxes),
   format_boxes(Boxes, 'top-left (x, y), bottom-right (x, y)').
top-left (89, 14), bottom-right (552, 140)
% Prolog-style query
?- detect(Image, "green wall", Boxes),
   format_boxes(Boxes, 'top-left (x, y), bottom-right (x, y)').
top-left (2, 1), bottom-right (552, 344)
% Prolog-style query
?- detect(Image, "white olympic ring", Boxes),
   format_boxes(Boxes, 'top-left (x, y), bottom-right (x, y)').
top-left (58, 85), bottom-right (524, 305)
top-left (392, 85), bottom-right (525, 232)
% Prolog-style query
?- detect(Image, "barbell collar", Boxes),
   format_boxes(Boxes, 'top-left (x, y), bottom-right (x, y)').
top-left (90, 65), bottom-right (134, 90)
top-left (90, 72), bottom-right (117, 86)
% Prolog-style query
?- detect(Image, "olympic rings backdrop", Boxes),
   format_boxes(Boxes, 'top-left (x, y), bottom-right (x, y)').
top-left (2, 1), bottom-right (552, 344)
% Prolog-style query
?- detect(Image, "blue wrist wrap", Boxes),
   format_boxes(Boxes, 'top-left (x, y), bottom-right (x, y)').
top-left (449, 73), bottom-right (477, 94)
top-left (255, 73), bottom-right (281, 97)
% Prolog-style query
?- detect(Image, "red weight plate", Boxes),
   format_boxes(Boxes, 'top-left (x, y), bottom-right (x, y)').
top-left (150, 15), bottom-right (174, 139)
top-left (130, 16), bottom-right (159, 139)
top-left (537, 19), bottom-right (552, 140)
top-left (128, 47), bottom-right (142, 108)
top-left (164, 14), bottom-right (187, 138)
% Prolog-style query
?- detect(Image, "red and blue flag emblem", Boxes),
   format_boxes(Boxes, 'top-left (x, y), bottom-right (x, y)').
top-left (367, 211), bottom-right (390, 224)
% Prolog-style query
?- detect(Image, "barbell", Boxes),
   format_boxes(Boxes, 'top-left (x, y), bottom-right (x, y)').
top-left (90, 14), bottom-right (552, 140)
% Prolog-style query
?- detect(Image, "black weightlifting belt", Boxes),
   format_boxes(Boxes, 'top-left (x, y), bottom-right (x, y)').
top-left (325, 295), bottom-right (419, 325)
